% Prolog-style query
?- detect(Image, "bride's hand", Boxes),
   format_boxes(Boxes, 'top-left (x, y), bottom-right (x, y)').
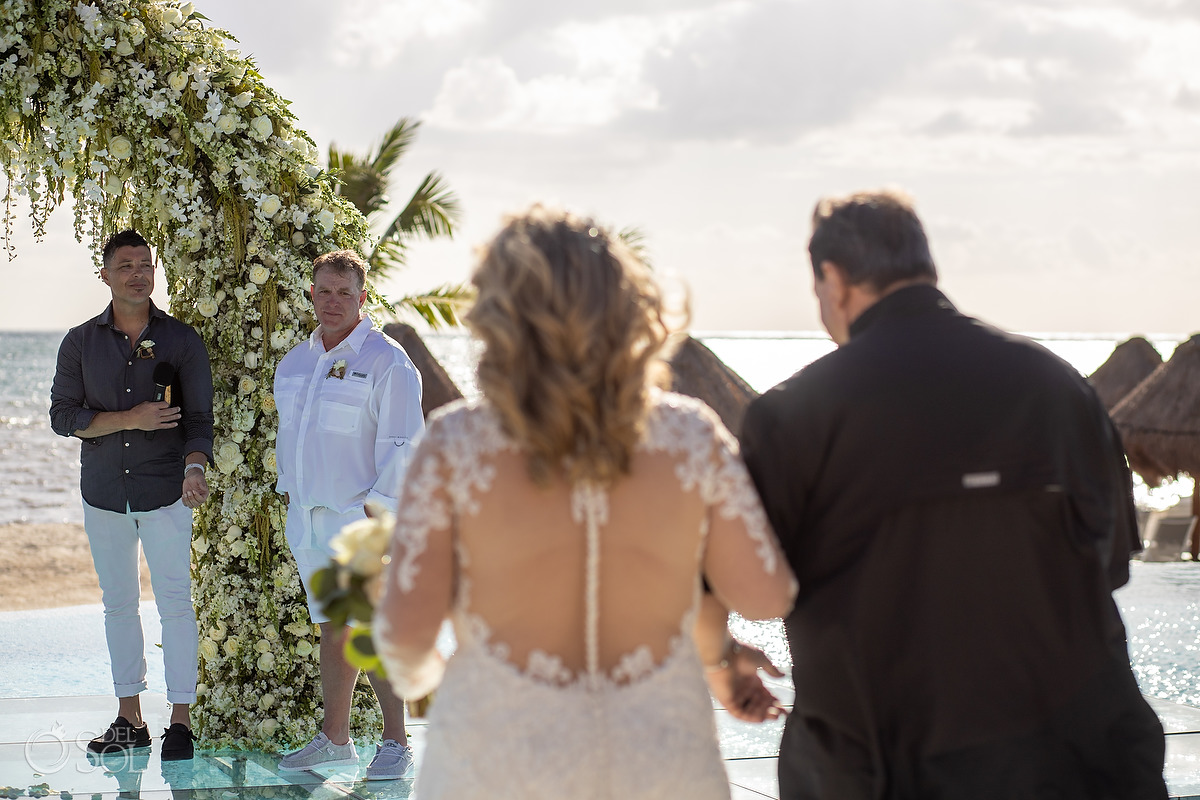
top-left (705, 641), bottom-right (788, 723)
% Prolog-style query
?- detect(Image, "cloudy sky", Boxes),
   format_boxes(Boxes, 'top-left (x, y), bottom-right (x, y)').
top-left (5, 0), bottom-right (1200, 334)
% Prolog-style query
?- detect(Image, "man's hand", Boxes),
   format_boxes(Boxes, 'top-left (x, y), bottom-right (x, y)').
top-left (706, 641), bottom-right (788, 723)
top-left (126, 400), bottom-right (181, 431)
top-left (182, 468), bottom-right (208, 508)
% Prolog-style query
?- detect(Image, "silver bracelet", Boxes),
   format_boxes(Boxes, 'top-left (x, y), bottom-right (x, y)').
top-left (184, 463), bottom-right (205, 476)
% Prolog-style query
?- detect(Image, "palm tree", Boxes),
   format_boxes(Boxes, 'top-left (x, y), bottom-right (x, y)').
top-left (327, 117), bottom-right (469, 328)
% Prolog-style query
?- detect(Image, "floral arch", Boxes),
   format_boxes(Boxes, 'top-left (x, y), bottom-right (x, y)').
top-left (1, 0), bottom-right (383, 746)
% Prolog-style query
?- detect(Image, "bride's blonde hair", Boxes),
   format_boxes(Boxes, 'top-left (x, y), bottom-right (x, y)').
top-left (467, 205), bottom-right (671, 486)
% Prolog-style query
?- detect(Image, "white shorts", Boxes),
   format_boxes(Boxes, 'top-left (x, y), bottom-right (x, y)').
top-left (285, 504), bottom-right (367, 624)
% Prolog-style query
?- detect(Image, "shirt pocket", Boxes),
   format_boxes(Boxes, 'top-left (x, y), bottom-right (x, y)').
top-left (318, 380), bottom-right (371, 435)
top-left (275, 377), bottom-right (305, 428)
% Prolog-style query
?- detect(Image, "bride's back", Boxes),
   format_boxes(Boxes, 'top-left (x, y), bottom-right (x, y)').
top-left (457, 419), bottom-right (712, 678)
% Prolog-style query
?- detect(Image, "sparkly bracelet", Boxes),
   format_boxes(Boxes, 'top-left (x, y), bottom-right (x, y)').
top-left (184, 463), bottom-right (205, 476)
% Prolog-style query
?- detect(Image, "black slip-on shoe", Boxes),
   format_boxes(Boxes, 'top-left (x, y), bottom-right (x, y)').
top-left (87, 716), bottom-right (151, 754)
top-left (160, 723), bottom-right (195, 761)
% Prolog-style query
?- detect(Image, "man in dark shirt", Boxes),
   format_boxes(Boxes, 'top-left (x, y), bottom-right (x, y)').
top-left (50, 230), bottom-right (213, 761)
top-left (739, 190), bottom-right (1166, 799)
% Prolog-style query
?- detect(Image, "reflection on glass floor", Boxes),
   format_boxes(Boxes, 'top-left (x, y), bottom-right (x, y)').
top-left (0, 692), bottom-right (785, 800)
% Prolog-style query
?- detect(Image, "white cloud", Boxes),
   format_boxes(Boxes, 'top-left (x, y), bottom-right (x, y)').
top-left (329, 0), bottom-right (486, 68)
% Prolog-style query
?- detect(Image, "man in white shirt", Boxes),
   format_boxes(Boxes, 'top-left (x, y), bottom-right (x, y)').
top-left (273, 250), bottom-right (424, 780)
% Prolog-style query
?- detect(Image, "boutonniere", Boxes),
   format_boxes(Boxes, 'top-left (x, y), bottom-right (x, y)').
top-left (135, 339), bottom-right (156, 359)
top-left (327, 359), bottom-right (347, 380)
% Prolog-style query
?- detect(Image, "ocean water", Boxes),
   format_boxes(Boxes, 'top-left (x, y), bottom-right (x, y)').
top-left (0, 330), bottom-right (1183, 525)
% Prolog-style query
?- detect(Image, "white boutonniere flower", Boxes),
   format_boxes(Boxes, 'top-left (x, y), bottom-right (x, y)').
top-left (327, 359), bottom-right (347, 380)
top-left (135, 339), bottom-right (156, 359)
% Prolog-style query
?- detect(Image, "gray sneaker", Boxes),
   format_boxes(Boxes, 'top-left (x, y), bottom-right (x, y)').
top-left (365, 739), bottom-right (414, 781)
top-left (278, 732), bottom-right (358, 772)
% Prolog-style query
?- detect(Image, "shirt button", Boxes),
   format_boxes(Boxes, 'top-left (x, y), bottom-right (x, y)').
top-left (126, 388), bottom-right (131, 393)
top-left (124, 469), bottom-right (130, 474)
top-left (124, 442), bottom-right (130, 447)
top-left (127, 361), bottom-right (132, 366)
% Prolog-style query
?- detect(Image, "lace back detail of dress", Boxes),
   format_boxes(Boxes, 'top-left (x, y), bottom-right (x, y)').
top-left (570, 480), bottom-right (610, 682)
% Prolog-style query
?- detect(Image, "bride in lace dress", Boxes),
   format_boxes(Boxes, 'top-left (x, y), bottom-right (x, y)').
top-left (372, 205), bottom-right (798, 799)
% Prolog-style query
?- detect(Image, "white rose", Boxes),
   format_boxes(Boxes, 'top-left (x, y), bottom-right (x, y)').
top-left (259, 718), bottom-right (278, 738)
top-left (197, 297), bottom-right (218, 317)
top-left (196, 683), bottom-right (208, 697)
top-left (315, 209), bottom-right (337, 235)
top-left (127, 19), bottom-right (146, 45)
top-left (97, 69), bottom-right (116, 88)
top-left (199, 639), bottom-right (219, 662)
top-left (255, 637), bottom-right (273, 654)
top-left (264, 448), bottom-right (277, 472)
top-left (108, 136), bottom-right (132, 160)
top-left (238, 376), bottom-right (256, 395)
top-left (209, 621), bottom-right (227, 640)
top-left (223, 637), bottom-right (239, 657)
top-left (290, 209), bottom-right (308, 229)
top-left (331, 514), bottom-right (395, 577)
top-left (259, 194), bottom-right (281, 218)
top-left (231, 430), bottom-right (244, 443)
top-left (181, 2), bottom-right (195, 19)
top-left (162, 7), bottom-right (183, 27)
top-left (277, 300), bottom-right (291, 317)
top-left (291, 232), bottom-right (305, 246)
top-left (229, 539), bottom-right (247, 558)
top-left (104, 174), bottom-right (124, 195)
top-left (192, 536), bottom-right (209, 554)
top-left (62, 58), bottom-right (82, 78)
top-left (257, 651), bottom-right (275, 671)
top-left (295, 639), bottom-right (314, 657)
top-left (244, 352), bottom-right (259, 369)
top-left (233, 91), bottom-right (253, 108)
top-left (258, 693), bottom-right (275, 710)
top-left (249, 263), bottom-right (269, 284)
top-left (216, 113), bottom-right (238, 134)
top-left (250, 114), bottom-right (273, 141)
top-left (115, 38), bottom-right (134, 56)
top-left (168, 71), bottom-right (188, 92)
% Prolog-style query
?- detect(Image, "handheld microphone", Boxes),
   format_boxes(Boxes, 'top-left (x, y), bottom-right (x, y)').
top-left (153, 362), bottom-right (175, 404)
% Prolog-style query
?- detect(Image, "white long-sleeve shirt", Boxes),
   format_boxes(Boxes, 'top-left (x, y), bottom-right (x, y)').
top-left (274, 317), bottom-right (424, 514)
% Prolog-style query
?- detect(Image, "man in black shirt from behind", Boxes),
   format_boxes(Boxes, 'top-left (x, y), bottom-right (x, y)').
top-left (739, 190), bottom-right (1166, 799)
top-left (50, 230), bottom-right (213, 761)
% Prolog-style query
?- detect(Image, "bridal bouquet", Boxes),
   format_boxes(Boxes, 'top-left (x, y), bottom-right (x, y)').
top-left (311, 504), bottom-right (435, 716)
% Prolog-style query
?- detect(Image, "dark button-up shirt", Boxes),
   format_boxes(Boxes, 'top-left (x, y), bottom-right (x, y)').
top-left (741, 284), bottom-right (1146, 760)
top-left (50, 300), bottom-right (214, 513)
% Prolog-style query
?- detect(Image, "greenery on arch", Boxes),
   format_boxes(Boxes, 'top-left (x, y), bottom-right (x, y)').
top-left (1, 0), bottom-right (384, 748)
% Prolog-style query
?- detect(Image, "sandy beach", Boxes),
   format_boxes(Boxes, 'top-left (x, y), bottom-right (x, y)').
top-left (0, 523), bottom-right (152, 611)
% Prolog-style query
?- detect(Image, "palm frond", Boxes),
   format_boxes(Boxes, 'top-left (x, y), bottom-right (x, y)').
top-left (616, 225), bottom-right (652, 269)
top-left (370, 118), bottom-right (420, 178)
top-left (366, 172), bottom-right (461, 279)
top-left (388, 283), bottom-right (474, 330)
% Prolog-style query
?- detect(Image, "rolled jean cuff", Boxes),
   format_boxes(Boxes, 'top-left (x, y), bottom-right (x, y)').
top-left (166, 689), bottom-right (198, 704)
top-left (115, 679), bottom-right (148, 698)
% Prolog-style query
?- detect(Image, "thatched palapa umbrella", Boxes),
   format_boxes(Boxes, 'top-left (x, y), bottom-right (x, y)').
top-left (383, 322), bottom-right (464, 418)
top-left (1110, 334), bottom-right (1200, 557)
top-left (1088, 335), bottom-right (1162, 411)
top-left (668, 337), bottom-right (759, 436)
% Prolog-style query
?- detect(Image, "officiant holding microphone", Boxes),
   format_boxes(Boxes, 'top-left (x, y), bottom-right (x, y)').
top-left (50, 230), bottom-right (214, 762)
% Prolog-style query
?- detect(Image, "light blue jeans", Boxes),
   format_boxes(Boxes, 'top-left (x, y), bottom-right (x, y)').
top-left (82, 498), bottom-right (198, 704)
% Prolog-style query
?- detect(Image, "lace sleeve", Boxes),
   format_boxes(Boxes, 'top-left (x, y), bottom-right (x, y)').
top-left (701, 418), bottom-right (798, 620)
top-left (373, 417), bottom-right (456, 699)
